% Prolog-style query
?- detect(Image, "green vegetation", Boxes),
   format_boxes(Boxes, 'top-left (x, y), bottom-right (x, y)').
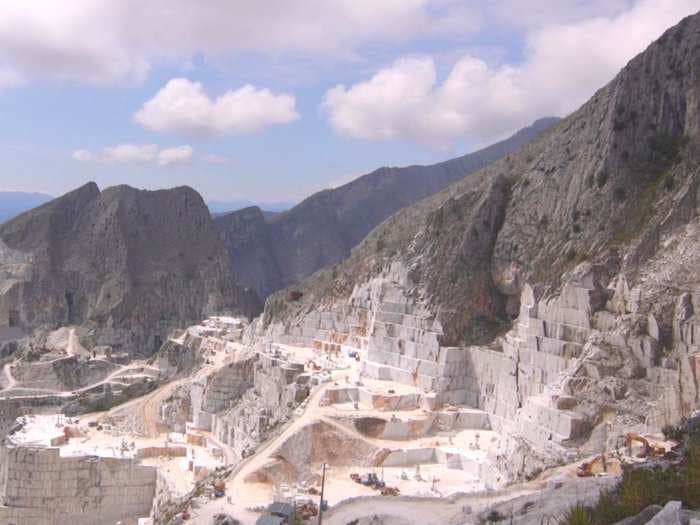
top-left (610, 165), bottom-right (668, 245)
top-left (484, 510), bottom-right (507, 523)
top-left (648, 130), bottom-right (685, 175)
top-left (562, 504), bottom-right (594, 525)
top-left (560, 426), bottom-right (700, 525)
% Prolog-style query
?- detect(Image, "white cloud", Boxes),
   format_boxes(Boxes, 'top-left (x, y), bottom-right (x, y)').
top-left (201, 154), bottom-right (230, 164)
top-left (71, 149), bottom-right (94, 162)
top-left (157, 145), bottom-right (193, 166)
top-left (133, 78), bottom-right (299, 136)
top-left (73, 143), bottom-right (193, 167)
top-left (323, 0), bottom-right (698, 147)
top-left (0, 67), bottom-right (24, 89)
top-left (0, 1), bottom-right (150, 86)
top-left (0, 0), bottom-right (475, 87)
top-left (103, 144), bottom-right (158, 163)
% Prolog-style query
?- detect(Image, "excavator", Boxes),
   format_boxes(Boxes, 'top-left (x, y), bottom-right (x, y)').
top-left (578, 434), bottom-right (669, 477)
top-left (624, 433), bottom-right (667, 458)
top-left (576, 453), bottom-right (608, 477)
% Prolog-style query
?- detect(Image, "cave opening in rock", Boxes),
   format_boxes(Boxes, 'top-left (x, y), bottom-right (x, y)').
top-left (65, 292), bottom-right (75, 325)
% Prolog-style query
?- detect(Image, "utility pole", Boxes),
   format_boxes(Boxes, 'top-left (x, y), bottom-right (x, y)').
top-left (317, 463), bottom-right (327, 525)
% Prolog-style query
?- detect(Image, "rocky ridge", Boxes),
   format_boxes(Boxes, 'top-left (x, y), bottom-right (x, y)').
top-left (215, 118), bottom-right (559, 302)
top-left (258, 11), bottom-right (700, 478)
top-left (0, 183), bottom-right (242, 355)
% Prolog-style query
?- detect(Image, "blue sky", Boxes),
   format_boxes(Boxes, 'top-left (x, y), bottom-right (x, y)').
top-left (0, 1), bottom-right (696, 204)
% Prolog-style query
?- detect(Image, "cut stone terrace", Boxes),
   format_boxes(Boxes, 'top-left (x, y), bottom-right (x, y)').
top-left (0, 442), bottom-right (156, 525)
top-left (262, 263), bottom-right (610, 453)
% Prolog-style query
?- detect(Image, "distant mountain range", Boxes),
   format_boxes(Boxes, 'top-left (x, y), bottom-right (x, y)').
top-left (0, 118), bottom-right (560, 324)
top-left (0, 183), bottom-right (255, 355)
top-left (207, 200), bottom-right (294, 217)
top-left (0, 191), bottom-right (53, 224)
top-left (215, 117), bottom-right (560, 301)
top-left (0, 192), bottom-right (292, 225)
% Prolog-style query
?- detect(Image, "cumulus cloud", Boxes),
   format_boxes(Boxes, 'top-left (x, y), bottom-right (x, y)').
top-left (103, 144), bottom-right (158, 163)
top-left (73, 143), bottom-right (193, 168)
top-left (157, 145), bottom-right (193, 166)
top-left (133, 78), bottom-right (299, 136)
top-left (0, 0), bottom-right (475, 87)
top-left (71, 149), bottom-right (94, 162)
top-left (0, 1), bottom-right (150, 86)
top-left (323, 0), bottom-right (698, 147)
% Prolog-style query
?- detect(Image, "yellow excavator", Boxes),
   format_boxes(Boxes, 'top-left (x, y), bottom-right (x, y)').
top-left (578, 434), bottom-right (669, 476)
top-left (576, 453), bottom-right (608, 477)
top-left (625, 433), bottom-right (667, 458)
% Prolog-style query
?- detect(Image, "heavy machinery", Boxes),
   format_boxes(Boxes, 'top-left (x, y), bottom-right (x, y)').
top-left (213, 480), bottom-right (226, 498)
top-left (350, 472), bottom-right (386, 490)
top-left (576, 454), bottom-right (607, 477)
top-left (380, 486), bottom-right (400, 496)
top-left (625, 433), bottom-right (667, 458)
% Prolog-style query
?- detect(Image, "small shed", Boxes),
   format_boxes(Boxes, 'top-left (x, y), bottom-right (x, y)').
top-left (268, 502), bottom-right (294, 519)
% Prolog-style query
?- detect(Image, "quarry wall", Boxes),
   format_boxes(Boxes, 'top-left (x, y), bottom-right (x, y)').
top-left (0, 446), bottom-right (157, 525)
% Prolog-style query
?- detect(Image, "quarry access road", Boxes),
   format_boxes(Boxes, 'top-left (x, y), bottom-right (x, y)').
top-left (1, 328), bottom-right (83, 390)
top-left (197, 372), bottom-right (426, 524)
top-left (0, 361), bottom-right (152, 401)
top-left (108, 345), bottom-right (243, 438)
top-left (194, 380), bottom-right (337, 525)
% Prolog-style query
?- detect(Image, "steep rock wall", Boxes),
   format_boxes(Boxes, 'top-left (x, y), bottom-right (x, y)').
top-left (0, 183), bottom-right (240, 355)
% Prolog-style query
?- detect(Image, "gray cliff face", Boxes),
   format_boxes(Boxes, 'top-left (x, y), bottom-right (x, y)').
top-left (253, 14), bottom-right (700, 480)
top-left (215, 118), bottom-right (559, 302)
top-left (0, 183), bottom-right (238, 355)
top-left (264, 12), bottom-right (700, 348)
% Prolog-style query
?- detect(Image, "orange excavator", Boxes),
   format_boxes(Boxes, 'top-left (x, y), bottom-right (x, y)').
top-left (577, 453), bottom-right (608, 477)
top-left (625, 433), bottom-right (666, 458)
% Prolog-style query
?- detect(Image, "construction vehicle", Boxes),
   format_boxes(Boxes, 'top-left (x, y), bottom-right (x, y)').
top-left (297, 502), bottom-right (319, 520)
top-left (576, 454), bottom-right (607, 477)
top-left (213, 480), bottom-right (226, 498)
top-left (625, 433), bottom-right (666, 458)
top-left (350, 472), bottom-right (385, 490)
top-left (381, 486), bottom-right (400, 496)
top-left (360, 473), bottom-right (375, 486)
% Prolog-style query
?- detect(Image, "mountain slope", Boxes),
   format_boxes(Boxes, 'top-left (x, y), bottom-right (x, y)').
top-left (0, 183), bottom-right (240, 355)
top-left (264, 11), bottom-right (700, 347)
top-left (0, 191), bottom-right (53, 224)
top-left (215, 118), bottom-right (559, 301)
top-left (254, 13), bottom-right (700, 481)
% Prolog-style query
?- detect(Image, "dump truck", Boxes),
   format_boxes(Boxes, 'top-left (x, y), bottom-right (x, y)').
top-left (213, 480), bottom-right (226, 498)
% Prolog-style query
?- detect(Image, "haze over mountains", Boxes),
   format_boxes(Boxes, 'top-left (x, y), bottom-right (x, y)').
top-left (0, 191), bottom-right (291, 226)
top-left (215, 117), bottom-right (559, 301)
top-left (0, 191), bottom-right (53, 223)
top-left (0, 118), bottom-right (558, 329)
top-left (0, 7), bottom-right (699, 525)
top-left (207, 200), bottom-right (294, 217)
top-left (264, 11), bottom-right (700, 348)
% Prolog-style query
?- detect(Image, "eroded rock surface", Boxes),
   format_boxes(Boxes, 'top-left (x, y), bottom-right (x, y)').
top-left (0, 183), bottom-right (242, 356)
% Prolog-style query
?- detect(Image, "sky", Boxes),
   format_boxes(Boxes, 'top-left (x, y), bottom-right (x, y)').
top-left (0, 0), bottom-right (696, 205)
